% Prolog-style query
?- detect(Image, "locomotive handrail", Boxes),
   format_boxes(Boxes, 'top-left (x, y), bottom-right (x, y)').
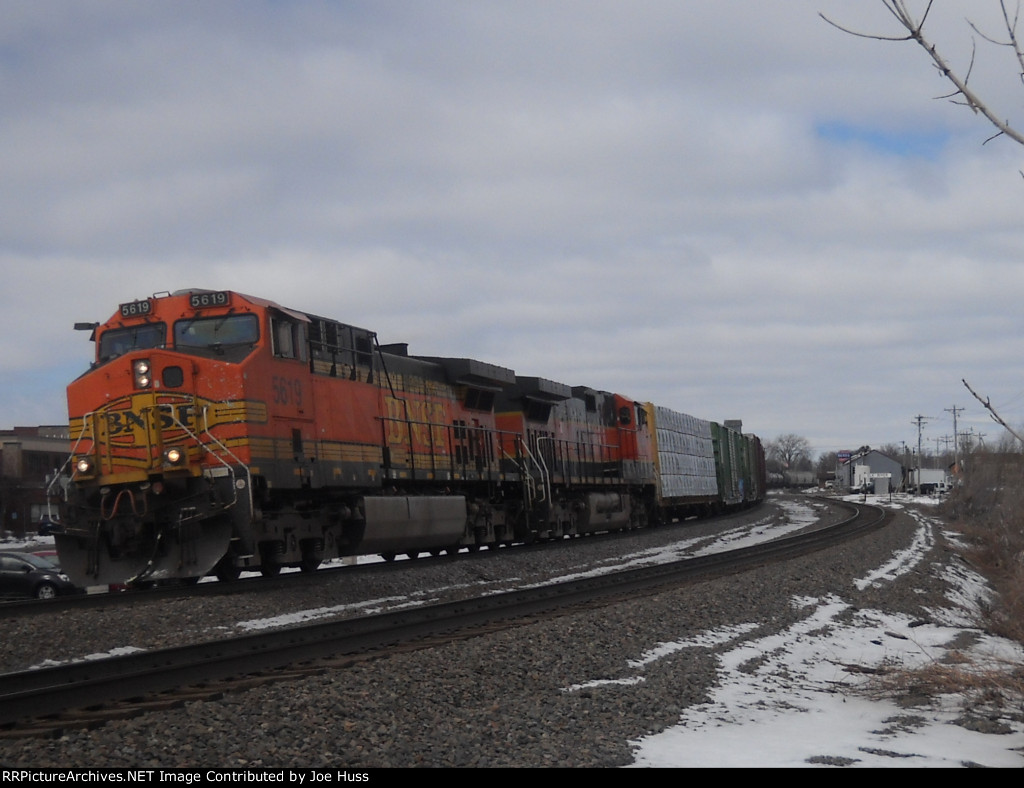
top-left (153, 403), bottom-right (251, 517)
top-left (534, 435), bottom-right (554, 505)
top-left (499, 443), bottom-right (535, 511)
top-left (371, 334), bottom-right (419, 480)
top-left (519, 437), bottom-right (549, 506)
top-left (199, 405), bottom-right (252, 515)
top-left (46, 410), bottom-right (99, 503)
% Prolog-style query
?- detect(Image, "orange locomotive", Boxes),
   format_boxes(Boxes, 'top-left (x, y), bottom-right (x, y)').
top-left (50, 289), bottom-right (764, 587)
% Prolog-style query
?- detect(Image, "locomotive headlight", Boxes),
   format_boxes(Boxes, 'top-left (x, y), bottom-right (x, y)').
top-left (75, 456), bottom-right (95, 475)
top-left (133, 359), bottom-right (152, 389)
top-left (163, 446), bottom-right (185, 466)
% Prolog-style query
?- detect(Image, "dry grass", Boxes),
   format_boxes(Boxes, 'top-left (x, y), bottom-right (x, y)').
top-left (941, 453), bottom-right (1024, 647)
top-left (856, 454), bottom-right (1024, 713)
top-left (861, 655), bottom-right (1024, 712)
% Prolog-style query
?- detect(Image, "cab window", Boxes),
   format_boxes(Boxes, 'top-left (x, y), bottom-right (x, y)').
top-left (174, 314), bottom-right (259, 362)
top-left (271, 316), bottom-right (307, 362)
top-left (98, 323), bottom-right (167, 363)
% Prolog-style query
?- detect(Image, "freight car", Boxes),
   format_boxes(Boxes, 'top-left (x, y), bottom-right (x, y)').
top-left (48, 289), bottom-right (765, 587)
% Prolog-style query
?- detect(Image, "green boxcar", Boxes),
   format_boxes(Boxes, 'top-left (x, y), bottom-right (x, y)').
top-left (711, 421), bottom-right (760, 508)
top-left (711, 422), bottom-right (737, 507)
top-left (743, 434), bottom-right (766, 504)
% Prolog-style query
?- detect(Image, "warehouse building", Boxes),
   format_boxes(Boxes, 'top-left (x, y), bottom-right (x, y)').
top-left (0, 426), bottom-right (69, 538)
top-left (835, 448), bottom-right (904, 493)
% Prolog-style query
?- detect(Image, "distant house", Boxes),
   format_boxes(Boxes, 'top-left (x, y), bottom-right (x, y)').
top-left (835, 448), bottom-right (904, 493)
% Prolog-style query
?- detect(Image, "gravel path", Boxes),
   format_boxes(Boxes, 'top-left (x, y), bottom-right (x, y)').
top-left (0, 495), bottom-right (984, 767)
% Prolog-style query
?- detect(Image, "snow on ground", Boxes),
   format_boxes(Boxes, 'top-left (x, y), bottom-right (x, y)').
top-left (624, 595), bottom-right (1023, 767)
top-left (6, 492), bottom-right (1024, 766)
top-left (620, 493), bottom-right (1024, 768)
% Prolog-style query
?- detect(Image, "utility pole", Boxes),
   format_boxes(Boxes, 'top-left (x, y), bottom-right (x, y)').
top-left (911, 415), bottom-right (930, 493)
top-left (945, 405), bottom-right (963, 474)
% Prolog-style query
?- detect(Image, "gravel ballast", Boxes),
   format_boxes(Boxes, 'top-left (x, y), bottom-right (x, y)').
top-left (0, 494), bottom-right (996, 767)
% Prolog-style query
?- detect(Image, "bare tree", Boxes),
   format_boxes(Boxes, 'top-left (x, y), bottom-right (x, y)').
top-left (815, 450), bottom-right (839, 480)
top-left (821, 1), bottom-right (1024, 147)
top-left (766, 433), bottom-right (813, 471)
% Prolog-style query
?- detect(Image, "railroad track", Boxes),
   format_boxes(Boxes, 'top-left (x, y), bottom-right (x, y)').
top-left (0, 499), bottom-right (773, 617)
top-left (0, 497), bottom-right (887, 738)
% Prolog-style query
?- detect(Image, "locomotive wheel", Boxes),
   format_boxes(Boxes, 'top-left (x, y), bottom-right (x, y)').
top-left (260, 541), bottom-right (285, 577)
top-left (299, 539), bottom-right (324, 573)
top-left (261, 562), bottom-right (282, 578)
top-left (216, 565), bottom-right (241, 582)
top-left (406, 551), bottom-right (419, 560)
top-left (300, 555), bottom-right (321, 573)
top-left (381, 552), bottom-right (396, 562)
top-left (214, 557), bottom-right (242, 582)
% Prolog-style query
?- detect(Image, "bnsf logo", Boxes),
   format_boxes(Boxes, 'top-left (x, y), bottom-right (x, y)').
top-left (385, 396), bottom-right (447, 449)
top-left (104, 403), bottom-right (196, 442)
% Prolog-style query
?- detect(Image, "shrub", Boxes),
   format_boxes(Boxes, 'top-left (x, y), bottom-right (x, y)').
top-left (942, 453), bottom-right (1024, 645)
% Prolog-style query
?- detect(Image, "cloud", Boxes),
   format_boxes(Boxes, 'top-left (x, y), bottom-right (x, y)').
top-left (2, 1), bottom-right (1023, 455)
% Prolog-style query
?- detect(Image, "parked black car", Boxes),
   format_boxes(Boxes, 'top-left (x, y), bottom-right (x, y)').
top-left (37, 516), bottom-right (63, 536)
top-left (0, 551), bottom-right (84, 600)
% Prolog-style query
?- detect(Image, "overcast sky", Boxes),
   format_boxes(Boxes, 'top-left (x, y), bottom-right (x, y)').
top-left (3, 1), bottom-right (1024, 459)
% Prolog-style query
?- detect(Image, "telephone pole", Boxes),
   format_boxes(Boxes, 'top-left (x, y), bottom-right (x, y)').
top-left (945, 405), bottom-right (963, 473)
top-left (911, 415), bottom-right (930, 493)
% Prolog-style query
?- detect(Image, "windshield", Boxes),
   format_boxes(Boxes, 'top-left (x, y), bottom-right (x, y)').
top-left (16, 554), bottom-right (58, 571)
top-left (98, 323), bottom-right (167, 362)
top-left (174, 314), bottom-right (259, 361)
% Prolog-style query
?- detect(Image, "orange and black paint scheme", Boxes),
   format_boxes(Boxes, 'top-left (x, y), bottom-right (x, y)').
top-left (51, 289), bottom-right (766, 587)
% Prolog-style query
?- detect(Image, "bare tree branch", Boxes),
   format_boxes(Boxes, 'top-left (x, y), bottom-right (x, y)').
top-left (822, 1), bottom-right (1024, 147)
top-left (962, 378), bottom-right (1024, 446)
top-left (968, 0), bottom-right (1024, 79)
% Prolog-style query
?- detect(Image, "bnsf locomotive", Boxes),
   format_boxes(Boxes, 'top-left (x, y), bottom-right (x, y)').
top-left (50, 289), bottom-right (765, 587)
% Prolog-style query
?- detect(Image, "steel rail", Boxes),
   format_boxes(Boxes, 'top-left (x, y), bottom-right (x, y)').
top-left (0, 491), bottom-right (787, 616)
top-left (0, 498), bottom-right (886, 729)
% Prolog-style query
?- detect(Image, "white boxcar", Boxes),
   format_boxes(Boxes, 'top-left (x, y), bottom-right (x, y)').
top-left (650, 404), bottom-right (719, 501)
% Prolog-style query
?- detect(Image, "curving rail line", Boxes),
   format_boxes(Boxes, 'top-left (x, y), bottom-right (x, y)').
top-left (0, 498), bottom-right (887, 737)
